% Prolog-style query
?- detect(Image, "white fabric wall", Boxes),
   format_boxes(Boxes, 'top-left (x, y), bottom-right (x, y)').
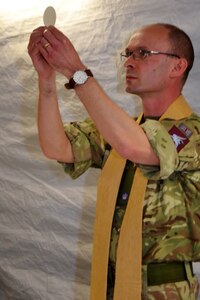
top-left (0, 0), bottom-right (200, 299)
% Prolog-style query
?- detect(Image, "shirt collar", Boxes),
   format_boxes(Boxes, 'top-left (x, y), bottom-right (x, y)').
top-left (137, 95), bottom-right (193, 123)
top-left (161, 95), bottom-right (193, 120)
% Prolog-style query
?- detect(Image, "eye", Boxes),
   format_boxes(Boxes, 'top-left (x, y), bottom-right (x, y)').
top-left (125, 50), bottom-right (133, 57)
top-left (138, 49), bottom-right (149, 58)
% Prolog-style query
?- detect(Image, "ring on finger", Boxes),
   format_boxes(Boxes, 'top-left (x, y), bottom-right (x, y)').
top-left (44, 42), bottom-right (50, 48)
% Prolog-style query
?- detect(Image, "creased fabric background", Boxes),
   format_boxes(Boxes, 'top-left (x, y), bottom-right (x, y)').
top-left (0, 0), bottom-right (200, 299)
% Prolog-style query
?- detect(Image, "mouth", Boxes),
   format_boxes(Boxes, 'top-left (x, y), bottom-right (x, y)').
top-left (126, 71), bottom-right (137, 78)
top-left (126, 75), bottom-right (137, 81)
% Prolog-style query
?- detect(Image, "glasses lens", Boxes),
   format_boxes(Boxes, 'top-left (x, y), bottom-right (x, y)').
top-left (121, 49), bottom-right (149, 61)
top-left (134, 49), bottom-right (148, 60)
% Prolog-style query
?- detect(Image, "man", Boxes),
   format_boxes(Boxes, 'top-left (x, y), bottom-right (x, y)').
top-left (28, 23), bottom-right (200, 299)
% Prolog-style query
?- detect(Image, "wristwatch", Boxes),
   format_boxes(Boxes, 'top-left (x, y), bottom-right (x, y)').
top-left (65, 69), bottom-right (93, 89)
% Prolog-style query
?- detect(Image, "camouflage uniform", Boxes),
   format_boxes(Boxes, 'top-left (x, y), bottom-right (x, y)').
top-left (61, 108), bottom-right (200, 299)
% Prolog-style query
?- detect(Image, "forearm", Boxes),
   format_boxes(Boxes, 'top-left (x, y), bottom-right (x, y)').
top-left (38, 76), bottom-right (74, 162)
top-left (75, 77), bottom-right (159, 165)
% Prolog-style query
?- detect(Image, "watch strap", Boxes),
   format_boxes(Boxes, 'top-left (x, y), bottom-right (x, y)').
top-left (65, 69), bottom-right (93, 89)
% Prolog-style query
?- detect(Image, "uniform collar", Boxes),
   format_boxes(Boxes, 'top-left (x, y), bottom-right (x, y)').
top-left (137, 95), bottom-right (193, 123)
top-left (161, 95), bottom-right (193, 120)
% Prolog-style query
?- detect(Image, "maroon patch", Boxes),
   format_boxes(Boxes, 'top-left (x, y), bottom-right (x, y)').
top-left (168, 125), bottom-right (189, 152)
top-left (178, 123), bottom-right (193, 138)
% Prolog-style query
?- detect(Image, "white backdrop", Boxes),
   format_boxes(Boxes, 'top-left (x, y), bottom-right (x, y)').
top-left (0, 0), bottom-right (200, 299)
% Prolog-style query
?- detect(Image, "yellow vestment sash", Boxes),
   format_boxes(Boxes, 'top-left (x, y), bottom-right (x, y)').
top-left (90, 95), bottom-right (193, 300)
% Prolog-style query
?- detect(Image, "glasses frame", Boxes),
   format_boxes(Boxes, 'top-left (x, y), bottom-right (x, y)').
top-left (120, 48), bottom-right (181, 61)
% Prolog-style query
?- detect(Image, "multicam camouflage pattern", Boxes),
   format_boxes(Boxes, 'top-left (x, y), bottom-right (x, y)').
top-left (143, 276), bottom-right (199, 300)
top-left (61, 111), bottom-right (200, 297)
top-left (62, 114), bottom-right (200, 261)
top-left (107, 275), bottom-right (199, 300)
top-left (141, 114), bottom-right (200, 263)
top-left (62, 118), bottom-right (107, 179)
top-left (141, 263), bottom-right (199, 300)
top-left (106, 271), bottom-right (199, 300)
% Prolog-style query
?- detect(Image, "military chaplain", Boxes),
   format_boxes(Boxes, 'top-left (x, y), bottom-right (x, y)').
top-left (28, 23), bottom-right (200, 300)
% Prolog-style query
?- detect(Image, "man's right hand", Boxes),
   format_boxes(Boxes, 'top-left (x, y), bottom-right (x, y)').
top-left (27, 26), bottom-right (55, 80)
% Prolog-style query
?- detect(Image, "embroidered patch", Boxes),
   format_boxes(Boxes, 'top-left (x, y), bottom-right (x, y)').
top-left (178, 123), bottom-right (193, 138)
top-left (168, 125), bottom-right (189, 152)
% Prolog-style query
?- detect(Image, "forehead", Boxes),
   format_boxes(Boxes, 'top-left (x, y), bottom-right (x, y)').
top-left (127, 26), bottom-right (170, 50)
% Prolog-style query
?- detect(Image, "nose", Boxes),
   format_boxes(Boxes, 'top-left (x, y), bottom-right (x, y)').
top-left (124, 55), bottom-right (136, 68)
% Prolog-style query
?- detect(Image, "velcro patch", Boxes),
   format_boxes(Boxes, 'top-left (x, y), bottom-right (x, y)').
top-left (168, 125), bottom-right (189, 152)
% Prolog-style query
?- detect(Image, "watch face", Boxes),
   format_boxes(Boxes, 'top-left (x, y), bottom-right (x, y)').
top-left (73, 70), bottom-right (88, 84)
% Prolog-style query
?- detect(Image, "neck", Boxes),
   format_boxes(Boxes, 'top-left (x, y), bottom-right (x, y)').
top-left (140, 92), bottom-right (181, 117)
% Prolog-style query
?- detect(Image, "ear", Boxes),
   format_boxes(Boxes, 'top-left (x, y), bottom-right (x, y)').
top-left (170, 58), bottom-right (188, 78)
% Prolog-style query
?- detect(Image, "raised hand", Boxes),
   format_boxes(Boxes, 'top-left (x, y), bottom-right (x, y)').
top-left (28, 26), bottom-right (55, 80)
top-left (37, 26), bottom-right (86, 79)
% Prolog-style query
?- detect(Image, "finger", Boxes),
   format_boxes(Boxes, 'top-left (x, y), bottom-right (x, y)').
top-left (37, 43), bottom-right (53, 67)
top-left (37, 42), bottom-right (48, 57)
top-left (43, 26), bottom-right (69, 47)
top-left (40, 37), bottom-right (52, 52)
top-left (28, 27), bottom-right (46, 52)
top-left (33, 26), bottom-right (46, 33)
top-left (47, 26), bottom-right (67, 41)
top-left (28, 42), bottom-right (41, 57)
top-left (42, 27), bottom-right (60, 47)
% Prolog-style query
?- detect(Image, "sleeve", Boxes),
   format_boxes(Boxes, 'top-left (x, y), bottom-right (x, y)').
top-left (138, 116), bottom-right (200, 180)
top-left (59, 118), bottom-right (108, 179)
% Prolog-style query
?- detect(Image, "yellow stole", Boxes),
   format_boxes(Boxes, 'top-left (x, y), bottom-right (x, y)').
top-left (90, 95), bottom-right (193, 300)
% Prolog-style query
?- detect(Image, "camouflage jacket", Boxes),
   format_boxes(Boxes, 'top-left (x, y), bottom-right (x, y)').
top-left (61, 108), bottom-right (200, 264)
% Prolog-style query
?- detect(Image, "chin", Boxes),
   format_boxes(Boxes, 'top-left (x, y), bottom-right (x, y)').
top-left (125, 85), bottom-right (136, 94)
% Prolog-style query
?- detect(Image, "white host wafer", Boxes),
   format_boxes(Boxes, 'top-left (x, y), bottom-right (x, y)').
top-left (43, 6), bottom-right (56, 26)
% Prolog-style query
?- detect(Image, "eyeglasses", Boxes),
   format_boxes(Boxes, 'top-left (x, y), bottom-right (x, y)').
top-left (120, 48), bottom-right (180, 61)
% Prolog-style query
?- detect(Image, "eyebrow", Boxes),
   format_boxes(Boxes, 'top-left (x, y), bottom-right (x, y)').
top-left (125, 46), bottom-right (148, 51)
